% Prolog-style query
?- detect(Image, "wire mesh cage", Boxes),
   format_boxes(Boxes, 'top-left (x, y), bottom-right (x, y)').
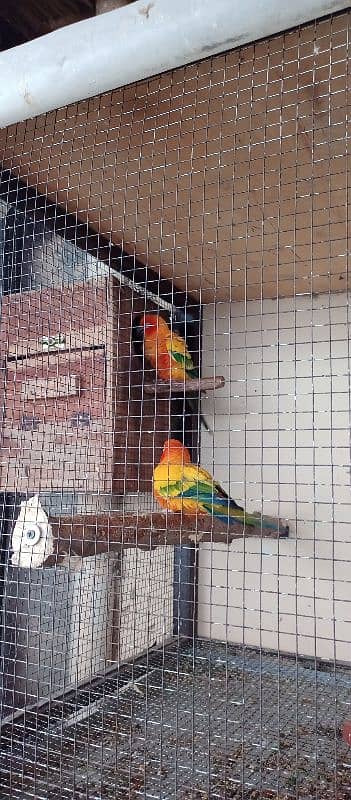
top-left (0, 7), bottom-right (350, 799)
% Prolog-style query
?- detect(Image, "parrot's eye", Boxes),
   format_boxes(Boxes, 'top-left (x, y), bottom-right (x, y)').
top-left (24, 526), bottom-right (41, 545)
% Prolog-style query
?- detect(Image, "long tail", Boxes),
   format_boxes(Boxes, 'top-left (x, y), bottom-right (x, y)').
top-left (185, 397), bottom-right (212, 434)
top-left (203, 497), bottom-right (279, 531)
top-left (236, 512), bottom-right (279, 531)
top-left (184, 363), bottom-right (212, 434)
top-left (180, 486), bottom-right (281, 532)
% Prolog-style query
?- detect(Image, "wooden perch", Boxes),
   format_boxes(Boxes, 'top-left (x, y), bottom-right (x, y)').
top-left (143, 376), bottom-right (225, 395)
top-left (46, 511), bottom-right (289, 563)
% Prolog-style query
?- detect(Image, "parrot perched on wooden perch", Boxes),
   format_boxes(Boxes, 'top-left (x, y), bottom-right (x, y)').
top-left (132, 312), bottom-right (211, 432)
top-left (132, 312), bottom-right (197, 381)
top-left (153, 439), bottom-right (278, 531)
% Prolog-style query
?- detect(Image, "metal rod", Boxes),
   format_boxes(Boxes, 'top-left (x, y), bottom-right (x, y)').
top-left (0, 0), bottom-right (349, 127)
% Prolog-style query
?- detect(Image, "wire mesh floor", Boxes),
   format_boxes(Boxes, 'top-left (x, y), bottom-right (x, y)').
top-left (1, 640), bottom-right (351, 799)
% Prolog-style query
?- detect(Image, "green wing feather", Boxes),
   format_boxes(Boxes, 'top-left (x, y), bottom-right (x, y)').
top-left (166, 337), bottom-right (199, 378)
top-left (157, 465), bottom-right (278, 531)
top-left (157, 462), bottom-right (255, 525)
top-left (158, 481), bottom-right (185, 498)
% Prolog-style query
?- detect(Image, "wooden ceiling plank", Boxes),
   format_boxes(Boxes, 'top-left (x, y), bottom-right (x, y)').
top-left (0, 12), bottom-right (349, 302)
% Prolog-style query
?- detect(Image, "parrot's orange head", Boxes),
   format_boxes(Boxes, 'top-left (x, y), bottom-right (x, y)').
top-left (160, 438), bottom-right (192, 464)
top-left (140, 313), bottom-right (169, 336)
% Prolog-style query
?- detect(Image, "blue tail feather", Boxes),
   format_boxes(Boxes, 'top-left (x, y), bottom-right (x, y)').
top-left (203, 503), bottom-right (279, 532)
top-left (180, 487), bottom-right (280, 532)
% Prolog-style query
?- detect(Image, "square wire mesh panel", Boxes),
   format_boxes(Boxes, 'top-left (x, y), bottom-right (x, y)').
top-left (0, 8), bottom-right (350, 800)
top-left (1, 642), bottom-right (351, 798)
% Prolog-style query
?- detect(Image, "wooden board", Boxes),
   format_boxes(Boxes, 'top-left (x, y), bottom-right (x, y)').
top-left (21, 374), bottom-right (80, 400)
top-left (6, 327), bottom-right (106, 359)
top-left (0, 277), bottom-right (184, 495)
top-left (4, 349), bottom-right (105, 424)
top-left (0, 12), bottom-right (349, 302)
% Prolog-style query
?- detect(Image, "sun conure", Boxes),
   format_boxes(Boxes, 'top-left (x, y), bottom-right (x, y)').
top-left (153, 439), bottom-right (277, 530)
top-left (132, 312), bottom-right (211, 432)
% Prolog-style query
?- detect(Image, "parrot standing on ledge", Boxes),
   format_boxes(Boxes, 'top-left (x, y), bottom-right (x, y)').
top-left (132, 312), bottom-right (211, 432)
top-left (153, 438), bottom-right (277, 530)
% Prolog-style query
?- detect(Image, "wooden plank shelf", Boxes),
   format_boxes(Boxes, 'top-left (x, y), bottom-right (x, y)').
top-left (143, 376), bottom-right (225, 395)
top-left (45, 511), bottom-right (289, 564)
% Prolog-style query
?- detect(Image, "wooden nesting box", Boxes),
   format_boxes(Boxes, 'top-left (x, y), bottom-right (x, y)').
top-left (0, 277), bottom-right (171, 495)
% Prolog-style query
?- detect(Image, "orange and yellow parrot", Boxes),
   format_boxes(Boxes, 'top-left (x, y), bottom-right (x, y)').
top-left (133, 313), bottom-right (198, 382)
top-left (133, 312), bottom-right (211, 432)
top-left (153, 439), bottom-right (277, 530)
